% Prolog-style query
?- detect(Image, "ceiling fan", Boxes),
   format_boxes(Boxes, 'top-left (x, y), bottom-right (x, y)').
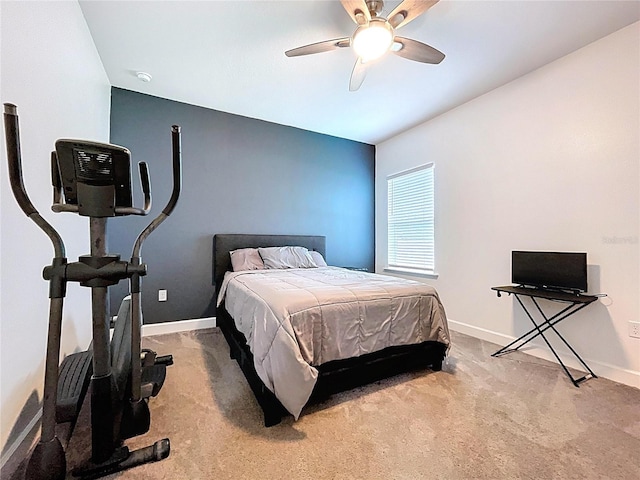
top-left (285, 0), bottom-right (445, 91)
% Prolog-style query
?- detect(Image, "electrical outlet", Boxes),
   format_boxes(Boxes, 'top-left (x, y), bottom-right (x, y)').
top-left (629, 321), bottom-right (640, 339)
top-left (158, 289), bottom-right (167, 302)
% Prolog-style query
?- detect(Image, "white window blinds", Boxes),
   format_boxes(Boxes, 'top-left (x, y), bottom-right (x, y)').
top-left (387, 164), bottom-right (435, 272)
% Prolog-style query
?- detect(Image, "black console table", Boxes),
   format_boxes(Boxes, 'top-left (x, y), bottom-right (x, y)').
top-left (491, 285), bottom-right (599, 386)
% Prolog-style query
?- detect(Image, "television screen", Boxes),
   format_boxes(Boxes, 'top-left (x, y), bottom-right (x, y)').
top-left (512, 251), bottom-right (587, 293)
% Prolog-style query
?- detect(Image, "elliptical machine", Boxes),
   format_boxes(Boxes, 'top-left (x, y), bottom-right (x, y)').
top-left (3, 103), bottom-right (182, 479)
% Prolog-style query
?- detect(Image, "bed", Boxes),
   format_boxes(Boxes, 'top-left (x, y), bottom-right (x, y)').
top-left (213, 234), bottom-right (450, 426)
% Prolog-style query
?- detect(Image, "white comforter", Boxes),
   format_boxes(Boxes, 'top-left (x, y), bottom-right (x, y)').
top-left (217, 267), bottom-right (450, 419)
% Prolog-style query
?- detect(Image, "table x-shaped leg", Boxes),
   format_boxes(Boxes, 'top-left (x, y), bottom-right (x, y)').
top-left (492, 294), bottom-right (597, 386)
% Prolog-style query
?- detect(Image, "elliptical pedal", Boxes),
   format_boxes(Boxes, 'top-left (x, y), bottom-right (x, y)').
top-left (56, 350), bottom-right (93, 424)
top-left (141, 364), bottom-right (168, 398)
top-left (140, 350), bottom-right (172, 397)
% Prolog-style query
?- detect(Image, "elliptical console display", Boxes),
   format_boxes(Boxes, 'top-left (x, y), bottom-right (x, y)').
top-left (3, 103), bottom-right (182, 479)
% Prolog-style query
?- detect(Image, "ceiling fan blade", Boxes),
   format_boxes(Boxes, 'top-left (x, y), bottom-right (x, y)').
top-left (285, 37), bottom-right (351, 57)
top-left (340, 0), bottom-right (371, 25)
top-left (349, 57), bottom-right (368, 91)
top-left (392, 36), bottom-right (445, 64)
top-left (388, 0), bottom-right (439, 29)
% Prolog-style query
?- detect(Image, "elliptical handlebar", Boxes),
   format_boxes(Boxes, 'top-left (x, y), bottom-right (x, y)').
top-left (131, 125), bottom-right (182, 260)
top-left (2, 104), bottom-right (35, 215)
top-left (163, 125), bottom-right (182, 216)
top-left (4, 102), bottom-right (69, 480)
top-left (114, 161), bottom-right (152, 216)
top-left (139, 161), bottom-right (152, 211)
top-left (129, 124), bottom-right (182, 403)
top-left (51, 151), bottom-right (63, 205)
top-left (4, 103), bottom-right (66, 259)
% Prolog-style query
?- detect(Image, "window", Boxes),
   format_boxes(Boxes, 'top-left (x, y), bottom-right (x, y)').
top-left (387, 163), bottom-right (435, 274)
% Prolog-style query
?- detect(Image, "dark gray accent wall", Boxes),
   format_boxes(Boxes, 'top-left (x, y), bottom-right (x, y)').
top-left (109, 88), bottom-right (375, 323)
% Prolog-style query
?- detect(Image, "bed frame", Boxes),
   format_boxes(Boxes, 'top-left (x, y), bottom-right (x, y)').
top-left (213, 234), bottom-right (447, 426)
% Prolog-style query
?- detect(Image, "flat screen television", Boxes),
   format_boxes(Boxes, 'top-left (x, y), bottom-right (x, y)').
top-left (512, 251), bottom-right (587, 293)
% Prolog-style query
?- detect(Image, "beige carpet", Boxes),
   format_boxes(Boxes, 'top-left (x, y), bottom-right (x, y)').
top-left (6, 328), bottom-right (640, 479)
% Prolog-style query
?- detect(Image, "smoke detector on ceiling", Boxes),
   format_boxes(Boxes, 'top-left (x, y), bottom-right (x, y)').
top-left (136, 71), bottom-right (152, 83)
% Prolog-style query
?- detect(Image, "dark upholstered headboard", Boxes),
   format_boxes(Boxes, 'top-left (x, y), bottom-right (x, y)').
top-left (212, 233), bottom-right (326, 293)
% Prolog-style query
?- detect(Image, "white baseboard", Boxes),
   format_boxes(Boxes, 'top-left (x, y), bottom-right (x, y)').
top-left (448, 318), bottom-right (640, 389)
top-left (142, 317), bottom-right (216, 337)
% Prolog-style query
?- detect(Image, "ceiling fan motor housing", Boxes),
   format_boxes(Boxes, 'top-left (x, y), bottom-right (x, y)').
top-left (366, 0), bottom-right (385, 17)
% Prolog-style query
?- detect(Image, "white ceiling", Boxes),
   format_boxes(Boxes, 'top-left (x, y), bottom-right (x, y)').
top-left (79, 0), bottom-right (639, 145)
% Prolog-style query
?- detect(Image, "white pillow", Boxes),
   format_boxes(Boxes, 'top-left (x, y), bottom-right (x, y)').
top-left (258, 246), bottom-right (318, 269)
top-left (230, 248), bottom-right (265, 272)
top-left (309, 250), bottom-right (327, 267)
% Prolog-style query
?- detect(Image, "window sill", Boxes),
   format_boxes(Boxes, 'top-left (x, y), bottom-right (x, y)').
top-left (383, 267), bottom-right (439, 279)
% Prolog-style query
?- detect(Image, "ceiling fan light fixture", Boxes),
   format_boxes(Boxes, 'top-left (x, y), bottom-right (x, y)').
top-left (352, 19), bottom-right (394, 62)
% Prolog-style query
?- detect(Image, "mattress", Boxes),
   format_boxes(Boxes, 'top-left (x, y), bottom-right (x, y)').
top-left (217, 266), bottom-right (450, 418)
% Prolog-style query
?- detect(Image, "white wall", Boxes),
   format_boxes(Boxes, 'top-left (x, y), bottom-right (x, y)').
top-left (0, 1), bottom-right (110, 457)
top-left (376, 23), bottom-right (640, 388)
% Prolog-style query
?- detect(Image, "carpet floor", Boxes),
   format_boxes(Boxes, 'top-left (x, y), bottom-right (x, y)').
top-left (5, 328), bottom-right (640, 479)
